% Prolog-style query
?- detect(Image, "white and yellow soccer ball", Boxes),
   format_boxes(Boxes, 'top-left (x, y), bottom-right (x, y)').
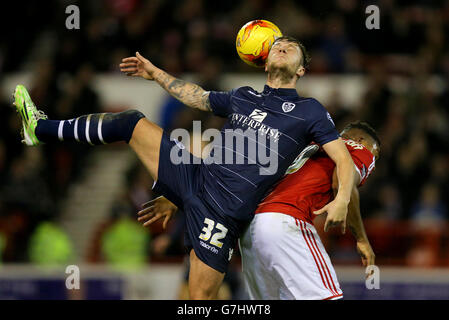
top-left (236, 20), bottom-right (283, 68)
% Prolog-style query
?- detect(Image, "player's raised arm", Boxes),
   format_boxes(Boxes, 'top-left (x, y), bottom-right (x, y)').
top-left (119, 52), bottom-right (211, 112)
top-left (314, 138), bottom-right (357, 233)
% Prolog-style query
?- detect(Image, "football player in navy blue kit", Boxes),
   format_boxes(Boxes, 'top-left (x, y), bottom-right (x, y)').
top-left (13, 36), bottom-right (356, 299)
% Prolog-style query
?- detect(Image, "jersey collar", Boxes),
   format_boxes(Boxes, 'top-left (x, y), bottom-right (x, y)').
top-left (263, 85), bottom-right (299, 97)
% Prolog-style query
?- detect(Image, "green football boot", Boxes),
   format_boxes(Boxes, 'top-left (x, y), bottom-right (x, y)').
top-left (12, 84), bottom-right (48, 146)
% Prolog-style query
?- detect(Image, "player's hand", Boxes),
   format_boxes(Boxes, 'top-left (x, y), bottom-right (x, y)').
top-left (313, 199), bottom-right (348, 234)
top-left (356, 240), bottom-right (375, 267)
top-left (120, 52), bottom-right (157, 80)
top-left (137, 196), bottom-right (178, 229)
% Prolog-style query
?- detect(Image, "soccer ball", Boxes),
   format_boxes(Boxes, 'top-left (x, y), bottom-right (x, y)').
top-left (236, 20), bottom-right (283, 68)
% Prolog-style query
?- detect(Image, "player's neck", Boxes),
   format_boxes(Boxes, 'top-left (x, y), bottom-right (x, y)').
top-left (266, 73), bottom-right (297, 89)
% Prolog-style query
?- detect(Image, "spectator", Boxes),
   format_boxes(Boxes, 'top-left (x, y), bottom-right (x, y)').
top-left (101, 216), bottom-right (151, 269)
top-left (28, 222), bottom-right (74, 266)
top-left (410, 183), bottom-right (447, 230)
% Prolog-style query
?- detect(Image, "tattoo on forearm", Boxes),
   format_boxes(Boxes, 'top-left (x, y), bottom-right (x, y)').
top-left (201, 91), bottom-right (212, 111)
top-left (156, 71), bottom-right (210, 111)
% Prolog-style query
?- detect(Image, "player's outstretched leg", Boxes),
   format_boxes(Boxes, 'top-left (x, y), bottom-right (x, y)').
top-left (13, 84), bottom-right (163, 179)
top-left (13, 84), bottom-right (145, 146)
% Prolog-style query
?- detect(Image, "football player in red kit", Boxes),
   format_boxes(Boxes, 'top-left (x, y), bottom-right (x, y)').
top-left (240, 121), bottom-right (380, 300)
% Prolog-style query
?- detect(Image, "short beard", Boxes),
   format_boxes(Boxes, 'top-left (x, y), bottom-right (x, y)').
top-left (267, 62), bottom-right (297, 85)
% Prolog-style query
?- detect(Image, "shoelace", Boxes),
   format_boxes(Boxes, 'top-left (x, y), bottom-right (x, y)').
top-left (33, 109), bottom-right (48, 120)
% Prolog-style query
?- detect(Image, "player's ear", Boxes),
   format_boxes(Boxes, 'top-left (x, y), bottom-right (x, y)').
top-left (296, 65), bottom-right (305, 78)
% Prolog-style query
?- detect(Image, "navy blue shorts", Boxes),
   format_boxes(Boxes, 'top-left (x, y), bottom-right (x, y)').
top-left (153, 132), bottom-right (245, 273)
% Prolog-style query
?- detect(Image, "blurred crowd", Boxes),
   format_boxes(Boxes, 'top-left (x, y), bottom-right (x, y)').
top-left (3, 0), bottom-right (449, 75)
top-left (0, 0), bottom-right (448, 273)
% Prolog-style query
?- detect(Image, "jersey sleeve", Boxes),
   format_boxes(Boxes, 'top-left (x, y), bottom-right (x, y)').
top-left (348, 145), bottom-right (376, 187)
top-left (208, 89), bottom-right (235, 117)
top-left (307, 99), bottom-right (340, 146)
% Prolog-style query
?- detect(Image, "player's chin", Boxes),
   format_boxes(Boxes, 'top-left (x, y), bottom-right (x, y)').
top-left (270, 58), bottom-right (288, 67)
top-left (267, 60), bottom-right (282, 71)
top-left (268, 61), bottom-right (294, 75)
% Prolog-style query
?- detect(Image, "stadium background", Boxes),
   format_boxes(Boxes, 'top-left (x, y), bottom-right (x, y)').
top-left (0, 0), bottom-right (448, 299)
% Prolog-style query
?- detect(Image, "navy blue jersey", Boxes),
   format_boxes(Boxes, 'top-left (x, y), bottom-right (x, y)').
top-left (196, 85), bottom-right (340, 222)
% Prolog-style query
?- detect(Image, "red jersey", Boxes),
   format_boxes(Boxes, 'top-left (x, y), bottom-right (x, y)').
top-left (255, 139), bottom-right (376, 224)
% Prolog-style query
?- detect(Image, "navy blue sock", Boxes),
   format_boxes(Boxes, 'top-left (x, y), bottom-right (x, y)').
top-left (35, 110), bottom-right (145, 144)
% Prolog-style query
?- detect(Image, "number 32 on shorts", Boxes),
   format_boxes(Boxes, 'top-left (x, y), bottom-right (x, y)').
top-left (199, 218), bottom-right (228, 248)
